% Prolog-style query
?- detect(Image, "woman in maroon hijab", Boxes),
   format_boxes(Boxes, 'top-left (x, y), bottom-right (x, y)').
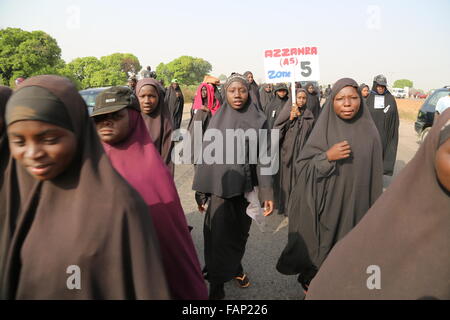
top-left (92, 86), bottom-right (208, 300)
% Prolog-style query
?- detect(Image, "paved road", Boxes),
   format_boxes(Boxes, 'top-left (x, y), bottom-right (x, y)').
top-left (173, 111), bottom-right (421, 300)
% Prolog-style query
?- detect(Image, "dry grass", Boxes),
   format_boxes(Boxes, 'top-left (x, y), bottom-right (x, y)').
top-left (396, 98), bottom-right (424, 122)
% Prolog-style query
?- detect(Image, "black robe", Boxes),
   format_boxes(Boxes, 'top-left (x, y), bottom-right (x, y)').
top-left (305, 84), bottom-right (321, 120)
top-left (265, 94), bottom-right (289, 129)
top-left (366, 84), bottom-right (399, 176)
top-left (273, 99), bottom-right (315, 215)
top-left (307, 109), bottom-right (450, 300)
top-left (259, 85), bottom-right (274, 112)
top-left (277, 78), bottom-right (383, 287)
top-left (165, 85), bottom-right (185, 130)
top-left (192, 94), bottom-right (274, 284)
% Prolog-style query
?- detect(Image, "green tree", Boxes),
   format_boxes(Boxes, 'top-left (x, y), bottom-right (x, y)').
top-left (63, 57), bottom-right (104, 89)
top-left (393, 79), bottom-right (413, 88)
top-left (156, 56), bottom-right (212, 86)
top-left (100, 53), bottom-right (141, 76)
top-left (218, 74), bottom-right (227, 82)
top-left (90, 68), bottom-right (127, 88)
top-left (0, 28), bottom-right (62, 86)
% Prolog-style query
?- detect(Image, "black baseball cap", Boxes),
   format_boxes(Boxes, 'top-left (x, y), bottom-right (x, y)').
top-left (91, 86), bottom-right (139, 117)
top-left (373, 74), bottom-right (388, 86)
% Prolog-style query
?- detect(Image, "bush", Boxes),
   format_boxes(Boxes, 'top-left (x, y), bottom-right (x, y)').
top-left (180, 84), bottom-right (199, 105)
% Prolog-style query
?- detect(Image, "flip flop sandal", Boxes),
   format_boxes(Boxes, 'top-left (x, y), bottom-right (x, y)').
top-left (234, 273), bottom-right (250, 288)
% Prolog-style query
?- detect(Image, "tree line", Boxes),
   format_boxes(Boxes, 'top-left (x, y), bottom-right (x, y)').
top-left (0, 28), bottom-right (212, 90)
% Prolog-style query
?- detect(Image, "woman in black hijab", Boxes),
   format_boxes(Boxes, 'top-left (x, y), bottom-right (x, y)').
top-left (259, 83), bottom-right (274, 112)
top-left (307, 108), bottom-right (450, 300)
top-left (305, 82), bottom-right (321, 120)
top-left (165, 80), bottom-right (185, 133)
top-left (273, 89), bottom-right (315, 216)
top-left (277, 78), bottom-right (383, 293)
top-left (359, 83), bottom-right (370, 104)
top-left (366, 75), bottom-right (399, 176)
top-left (192, 74), bottom-right (274, 300)
top-left (243, 71), bottom-right (262, 110)
top-left (1, 75), bottom-right (169, 299)
top-left (265, 83), bottom-right (289, 129)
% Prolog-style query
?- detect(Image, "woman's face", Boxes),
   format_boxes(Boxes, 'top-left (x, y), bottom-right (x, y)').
top-left (264, 85), bottom-right (272, 93)
top-left (226, 81), bottom-right (249, 110)
top-left (361, 86), bottom-right (370, 98)
top-left (201, 86), bottom-right (208, 99)
top-left (296, 91), bottom-right (307, 107)
top-left (8, 120), bottom-right (77, 181)
top-left (307, 85), bottom-right (315, 94)
top-left (246, 73), bottom-right (254, 84)
top-left (138, 85), bottom-right (159, 114)
top-left (333, 86), bottom-right (361, 120)
top-left (436, 137), bottom-right (450, 192)
top-left (94, 108), bottom-right (130, 145)
top-left (277, 89), bottom-right (288, 99)
top-left (376, 85), bottom-right (386, 95)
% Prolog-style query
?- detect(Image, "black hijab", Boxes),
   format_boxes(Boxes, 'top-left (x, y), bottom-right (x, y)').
top-left (305, 82), bottom-right (321, 120)
top-left (307, 109), bottom-right (450, 300)
top-left (277, 78), bottom-right (383, 282)
top-left (1, 75), bottom-right (170, 299)
top-left (259, 84), bottom-right (274, 112)
top-left (366, 81), bottom-right (399, 176)
top-left (243, 71), bottom-right (262, 110)
top-left (265, 83), bottom-right (289, 129)
top-left (192, 74), bottom-right (273, 202)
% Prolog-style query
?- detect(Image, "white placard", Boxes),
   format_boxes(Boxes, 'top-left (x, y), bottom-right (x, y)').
top-left (374, 95), bottom-right (385, 109)
top-left (263, 46), bottom-right (320, 84)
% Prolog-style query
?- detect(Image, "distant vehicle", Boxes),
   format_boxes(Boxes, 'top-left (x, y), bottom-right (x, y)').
top-left (392, 88), bottom-right (407, 99)
top-left (79, 87), bottom-right (110, 115)
top-left (417, 93), bottom-right (428, 99)
top-left (80, 86), bottom-right (131, 115)
top-left (414, 86), bottom-right (450, 142)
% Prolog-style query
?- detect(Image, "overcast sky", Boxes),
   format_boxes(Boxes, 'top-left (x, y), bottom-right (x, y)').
top-left (1, 0), bottom-right (449, 91)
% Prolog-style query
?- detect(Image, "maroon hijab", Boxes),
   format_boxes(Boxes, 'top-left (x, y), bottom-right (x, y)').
top-left (101, 107), bottom-right (208, 299)
top-left (135, 78), bottom-right (174, 174)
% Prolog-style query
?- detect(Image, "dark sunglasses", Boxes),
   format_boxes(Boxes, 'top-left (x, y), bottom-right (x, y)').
top-left (93, 110), bottom-right (125, 123)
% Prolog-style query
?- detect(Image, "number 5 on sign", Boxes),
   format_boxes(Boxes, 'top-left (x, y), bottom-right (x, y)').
top-left (263, 46), bottom-right (320, 83)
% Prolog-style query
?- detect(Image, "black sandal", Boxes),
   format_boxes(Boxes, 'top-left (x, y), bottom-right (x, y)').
top-left (234, 273), bottom-right (250, 288)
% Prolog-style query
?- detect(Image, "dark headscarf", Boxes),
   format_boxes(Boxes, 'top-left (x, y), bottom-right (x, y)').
top-left (307, 108), bottom-right (450, 300)
top-left (366, 80), bottom-right (399, 176)
top-left (305, 82), bottom-right (321, 120)
top-left (243, 71), bottom-right (262, 110)
top-left (359, 83), bottom-right (370, 104)
top-left (192, 74), bottom-right (273, 202)
top-left (259, 84), bottom-right (274, 111)
top-left (277, 78), bottom-right (383, 283)
top-left (265, 83), bottom-right (289, 129)
top-left (136, 78), bottom-right (174, 174)
top-left (0, 75), bottom-right (170, 299)
top-left (165, 82), bottom-right (185, 130)
top-left (273, 88), bottom-right (315, 214)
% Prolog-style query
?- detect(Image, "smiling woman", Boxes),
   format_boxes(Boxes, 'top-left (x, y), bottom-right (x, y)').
top-left (0, 75), bottom-right (170, 300)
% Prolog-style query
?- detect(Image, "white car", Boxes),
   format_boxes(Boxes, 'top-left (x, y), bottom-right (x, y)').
top-left (392, 88), bottom-right (407, 99)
